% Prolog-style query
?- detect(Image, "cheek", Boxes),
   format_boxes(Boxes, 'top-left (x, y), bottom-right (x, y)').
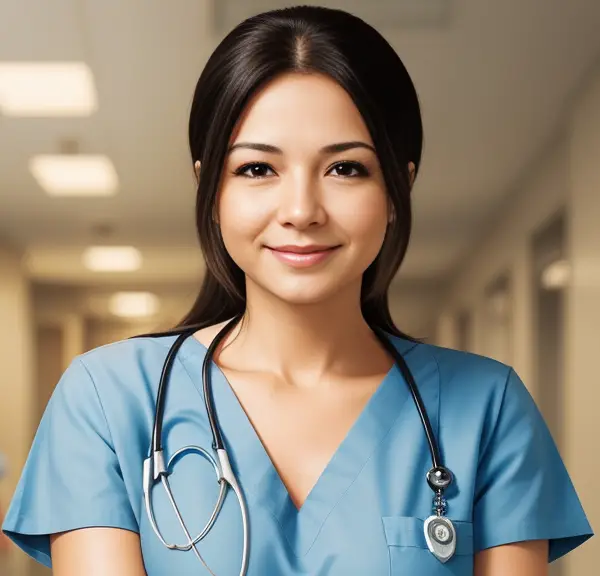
top-left (218, 189), bottom-right (271, 257)
top-left (340, 192), bottom-right (389, 255)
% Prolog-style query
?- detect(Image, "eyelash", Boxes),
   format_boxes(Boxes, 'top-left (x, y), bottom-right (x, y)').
top-left (232, 161), bottom-right (370, 179)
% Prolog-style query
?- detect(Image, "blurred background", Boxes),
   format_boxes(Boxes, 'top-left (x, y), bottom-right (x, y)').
top-left (0, 0), bottom-right (599, 574)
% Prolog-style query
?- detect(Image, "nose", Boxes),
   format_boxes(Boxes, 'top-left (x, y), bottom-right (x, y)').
top-left (276, 170), bottom-right (327, 229)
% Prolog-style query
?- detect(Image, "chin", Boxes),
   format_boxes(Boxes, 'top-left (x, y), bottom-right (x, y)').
top-left (275, 291), bottom-right (334, 306)
top-left (263, 277), bottom-right (345, 306)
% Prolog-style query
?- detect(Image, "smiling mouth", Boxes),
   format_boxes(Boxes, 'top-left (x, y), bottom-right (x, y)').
top-left (265, 245), bottom-right (341, 267)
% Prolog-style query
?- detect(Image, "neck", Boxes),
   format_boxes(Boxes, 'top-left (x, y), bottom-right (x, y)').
top-left (220, 280), bottom-right (392, 386)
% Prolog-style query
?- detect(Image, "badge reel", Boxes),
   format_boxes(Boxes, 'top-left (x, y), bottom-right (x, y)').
top-left (424, 467), bottom-right (456, 563)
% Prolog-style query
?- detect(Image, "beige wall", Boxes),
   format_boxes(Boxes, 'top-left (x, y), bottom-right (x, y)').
top-left (436, 66), bottom-right (600, 572)
top-left (0, 245), bottom-right (36, 576)
top-left (35, 325), bottom-right (63, 422)
top-left (563, 68), bottom-right (600, 575)
top-left (435, 136), bottom-right (568, 390)
top-left (388, 281), bottom-right (442, 340)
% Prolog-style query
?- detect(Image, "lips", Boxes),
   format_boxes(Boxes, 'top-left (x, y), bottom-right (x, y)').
top-left (265, 244), bottom-right (341, 268)
top-left (268, 244), bottom-right (339, 254)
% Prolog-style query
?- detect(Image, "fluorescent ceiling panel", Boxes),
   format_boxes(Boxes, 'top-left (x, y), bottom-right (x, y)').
top-left (83, 246), bottom-right (142, 272)
top-left (109, 292), bottom-right (160, 318)
top-left (29, 154), bottom-right (118, 197)
top-left (0, 61), bottom-right (97, 117)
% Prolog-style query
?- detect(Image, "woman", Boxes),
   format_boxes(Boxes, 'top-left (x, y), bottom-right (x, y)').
top-left (1, 5), bottom-right (593, 575)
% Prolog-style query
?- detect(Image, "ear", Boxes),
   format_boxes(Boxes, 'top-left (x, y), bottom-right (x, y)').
top-left (387, 198), bottom-right (395, 225)
top-left (408, 161), bottom-right (416, 187)
top-left (194, 160), bottom-right (201, 184)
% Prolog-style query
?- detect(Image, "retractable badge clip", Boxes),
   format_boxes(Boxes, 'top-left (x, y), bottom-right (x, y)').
top-left (424, 467), bottom-right (456, 563)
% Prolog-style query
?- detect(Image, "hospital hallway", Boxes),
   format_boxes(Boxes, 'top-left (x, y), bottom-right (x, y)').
top-left (0, 1), bottom-right (599, 575)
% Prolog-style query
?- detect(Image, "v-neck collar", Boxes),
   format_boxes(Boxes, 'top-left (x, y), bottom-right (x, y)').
top-left (179, 333), bottom-right (433, 556)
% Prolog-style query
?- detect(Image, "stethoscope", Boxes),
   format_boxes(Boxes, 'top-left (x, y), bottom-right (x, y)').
top-left (142, 315), bottom-right (457, 575)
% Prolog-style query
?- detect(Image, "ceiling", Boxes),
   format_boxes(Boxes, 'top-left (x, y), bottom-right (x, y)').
top-left (1, 0), bottom-right (600, 285)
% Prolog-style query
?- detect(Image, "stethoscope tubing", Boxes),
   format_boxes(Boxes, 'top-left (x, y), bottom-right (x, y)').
top-left (141, 316), bottom-right (450, 574)
top-left (152, 317), bottom-right (440, 469)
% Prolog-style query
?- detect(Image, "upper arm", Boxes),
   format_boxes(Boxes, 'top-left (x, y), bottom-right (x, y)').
top-left (50, 529), bottom-right (146, 576)
top-left (474, 540), bottom-right (548, 576)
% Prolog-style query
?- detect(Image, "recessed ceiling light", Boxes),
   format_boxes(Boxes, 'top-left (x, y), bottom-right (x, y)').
top-left (82, 246), bottom-right (142, 272)
top-left (0, 62), bottom-right (97, 117)
top-left (29, 154), bottom-right (118, 197)
top-left (109, 292), bottom-right (160, 318)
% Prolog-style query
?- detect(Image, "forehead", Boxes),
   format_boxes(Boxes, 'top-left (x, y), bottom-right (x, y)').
top-left (230, 72), bottom-right (373, 147)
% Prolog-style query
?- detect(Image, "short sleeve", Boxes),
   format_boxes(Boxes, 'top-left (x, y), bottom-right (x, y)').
top-left (1, 358), bottom-right (138, 568)
top-left (474, 368), bottom-right (593, 561)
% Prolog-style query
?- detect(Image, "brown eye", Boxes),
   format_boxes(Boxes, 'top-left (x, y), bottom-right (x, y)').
top-left (329, 161), bottom-right (369, 178)
top-left (234, 162), bottom-right (275, 178)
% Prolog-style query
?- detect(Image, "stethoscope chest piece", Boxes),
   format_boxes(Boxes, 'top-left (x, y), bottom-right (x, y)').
top-left (424, 465), bottom-right (456, 563)
top-left (424, 515), bottom-right (456, 563)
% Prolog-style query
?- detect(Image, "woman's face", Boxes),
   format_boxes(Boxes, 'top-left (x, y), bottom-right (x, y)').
top-left (216, 72), bottom-right (390, 305)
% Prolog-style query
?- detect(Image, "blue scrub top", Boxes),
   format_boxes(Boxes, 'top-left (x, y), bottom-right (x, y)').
top-left (2, 333), bottom-right (593, 574)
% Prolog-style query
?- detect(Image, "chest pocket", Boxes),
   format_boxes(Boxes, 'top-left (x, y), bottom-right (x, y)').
top-left (383, 516), bottom-right (474, 575)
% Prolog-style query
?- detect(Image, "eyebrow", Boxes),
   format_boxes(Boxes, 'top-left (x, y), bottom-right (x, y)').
top-left (227, 141), bottom-right (376, 155)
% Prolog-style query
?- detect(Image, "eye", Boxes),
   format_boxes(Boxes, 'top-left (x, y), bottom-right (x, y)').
top-left (234, 162), bottom-right (275, 179)
top-left (328, 161), bottom-right (370, 178)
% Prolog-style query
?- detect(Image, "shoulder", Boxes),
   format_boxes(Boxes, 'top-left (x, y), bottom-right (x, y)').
top-left (390, 336), bottom-right (518, 430)
top-left (407, 340), bottom-right (551, 466)
top-left (55, 334), bottom-right (205, 425)
top-left (62, 336), bottom-right (174, 396)
top-left (392, 336), bottom-right (513, 395)
top-left (46, 333), bottom-right (208, 463)
top-left (76, 334), bottom-right (181, 377)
